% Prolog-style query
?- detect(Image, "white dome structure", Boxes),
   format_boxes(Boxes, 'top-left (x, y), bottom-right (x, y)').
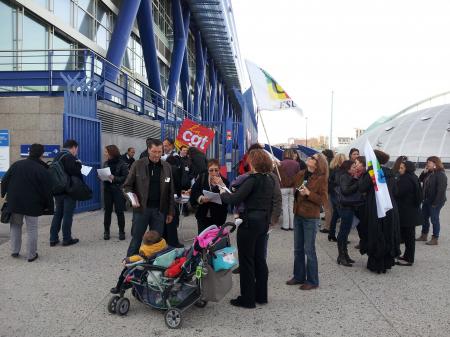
top-left (348, 93), bottom-right (450, 164)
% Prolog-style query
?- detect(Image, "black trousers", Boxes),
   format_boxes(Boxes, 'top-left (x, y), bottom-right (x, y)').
top-left (400, 226), bottom-right (415, 263)
top-left (104, 188), bottom-right (125, 233)
top-left (163, 207), bottom-right (181, 246)
top-left (237, 215), bottom-right (269, 306)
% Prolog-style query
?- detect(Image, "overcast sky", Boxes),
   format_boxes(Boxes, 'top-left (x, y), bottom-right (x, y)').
top-left (232, 0), bottom-right (450, 145)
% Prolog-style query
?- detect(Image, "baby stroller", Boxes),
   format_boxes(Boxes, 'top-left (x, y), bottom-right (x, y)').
top-left (107, 221), bottom-right (237, 329)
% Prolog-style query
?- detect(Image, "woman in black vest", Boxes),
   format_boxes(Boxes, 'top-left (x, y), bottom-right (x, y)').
top-left (103, 145), bottom-right (129, 240)
top-left (394, 160), bottom-right (422, 265)
top-left (190, 159), bottom-right (229, 234)
top-left (216, 149), bottom-right (281, 308)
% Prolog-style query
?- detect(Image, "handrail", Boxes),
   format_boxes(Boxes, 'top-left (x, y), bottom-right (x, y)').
top-left (0, 48), bottom-right (198, 122)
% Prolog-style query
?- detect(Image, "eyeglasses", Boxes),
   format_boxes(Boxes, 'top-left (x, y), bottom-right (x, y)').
top-left (208, 168), bottom-right (219, 172)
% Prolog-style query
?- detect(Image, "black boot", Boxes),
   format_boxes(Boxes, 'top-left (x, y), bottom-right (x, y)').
top-left (337, 241), bottom-right (352, 267)
top-left (343, 242), bottom-right (355, 264)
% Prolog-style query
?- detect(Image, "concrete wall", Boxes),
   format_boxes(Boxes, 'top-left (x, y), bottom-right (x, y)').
top-left (0, 96), bottom-right (64, 164)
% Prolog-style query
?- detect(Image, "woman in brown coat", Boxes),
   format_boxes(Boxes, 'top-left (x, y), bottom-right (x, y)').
top-left (286, 153), bottom-right (328, 290)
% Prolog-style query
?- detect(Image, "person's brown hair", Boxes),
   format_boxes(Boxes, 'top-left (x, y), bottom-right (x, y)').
top-left (340, 160), bottom-right (354, 172)
top-left (247, 143), bottom-right (264, 154)
top-left (106, 145), bottom-right (120, 159)
top-left (207, 159), bottom-right (220, 168)
top-left (392, 156), bottom-right (408, 173)
top-left (355, 156), bottom-right (366, 167)
top-left (248, 149), bottom-right (273, 173)
top-left (313, 153), bottom-right (329, 178)
top-left (143, 230), bottom-right (161, 245)
top-left (374, 150), bottom-right (390, 165)
top-left (283, 148), bottom-right (296, 160)
top-left (179, 145), bottom-right (188, 151)
top-left (427, 156), bottom-right (444, 171)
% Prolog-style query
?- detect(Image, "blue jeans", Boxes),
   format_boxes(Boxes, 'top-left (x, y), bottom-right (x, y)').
top-left (50, 195), bottom-right (76, 242)
top-left (293, 215), bottom-right (319, 286)
top-left (127, 208), bottom-right (165, 256)
top-left (422, 201), bottom-right (444, 238)
top-left (337, 208), bottom-right (354, 245)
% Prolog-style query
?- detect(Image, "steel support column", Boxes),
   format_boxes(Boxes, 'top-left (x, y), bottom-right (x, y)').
top-left (167, 0), bottom-right (190, 109)
top-left (137, 0), bottom-right (162, 95)
top-left (208, 61), bottom-right (217, 121)
top-left (193, 29), bottom-right (206, 118)
top-left (180, 14), bottom-right (191, 113)
top-left (105, 0), bottom-right (141, 81)
top-left (218, 83), bottom-right (225, 121)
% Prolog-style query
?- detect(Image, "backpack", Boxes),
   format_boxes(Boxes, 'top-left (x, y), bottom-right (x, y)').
top-left (49, 152), bottom-right (69, 195)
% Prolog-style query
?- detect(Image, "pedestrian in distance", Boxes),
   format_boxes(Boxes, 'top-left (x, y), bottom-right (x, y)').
top-left (416, 156), bottom-right (447, 245)
top-left (394, 160), bottom-right (422, 266)
top-left (120, 147), bottom-right (135, 170)
top-left (103, 145), bottom-right (129, 241)
top-left (49, 139), bottom-right (82, 247)
top-left (349, 148), bottom-right (360, 162)
top-left (123, 138), bottom-right (175, 256)
top-left (1, 143), bottom-right (54, 262)
top-left (320, 149), bottom-right (335, 234)
top-left (278, 148), bottom-right (301, 231)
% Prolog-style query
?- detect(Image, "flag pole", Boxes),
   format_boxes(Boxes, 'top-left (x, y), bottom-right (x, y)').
top-left (258, 107), bottom-right (281, 181)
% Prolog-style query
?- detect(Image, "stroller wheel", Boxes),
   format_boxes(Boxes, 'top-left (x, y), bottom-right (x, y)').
top-left (194, 300), bottom-right (208, 308)
top-left (116, 297), bottom-right (130, 316)
top-left (164, 308), bottom-right (182, 329)
top-left (107, 296), bottom-right (120, 314)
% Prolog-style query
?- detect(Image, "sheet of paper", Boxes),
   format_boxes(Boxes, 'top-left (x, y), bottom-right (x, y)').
top-left (97, 167), bottom-right (112, 182)
top-left (202, 189), bottom-right (222, 205)
top-left (81, 165), bottom-right (92, 176)
top-left (218, 185), bottom-right (231, 194)
top-left (126, 192), bottom-right (140, 207)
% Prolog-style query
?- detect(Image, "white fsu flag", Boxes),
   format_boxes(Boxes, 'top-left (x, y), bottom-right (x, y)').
top-left (363, 140), bottom-right (393, 218)
top-left (246, 60), bottom-right (303, 114)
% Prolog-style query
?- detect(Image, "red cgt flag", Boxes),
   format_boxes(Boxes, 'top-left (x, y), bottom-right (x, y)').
top-left (175, 119), bottom-right (215, 153)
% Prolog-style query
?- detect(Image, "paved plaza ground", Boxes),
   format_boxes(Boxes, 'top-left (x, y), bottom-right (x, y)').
top-left (1, 203), bottom-right (450, 337)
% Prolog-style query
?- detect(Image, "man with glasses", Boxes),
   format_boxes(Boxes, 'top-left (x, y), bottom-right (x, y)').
top-left (123, 138), bottom-right (175, 256)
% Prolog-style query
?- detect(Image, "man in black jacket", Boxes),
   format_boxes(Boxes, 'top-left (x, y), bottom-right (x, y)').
top-left (1, 144), bottom-right (53, 262)
top-left (49, 139), bottom-right (82, 247)
top-left (120, 147), bottom-right (135, 169)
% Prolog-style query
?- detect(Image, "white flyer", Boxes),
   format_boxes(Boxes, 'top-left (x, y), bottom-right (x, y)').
top-left (202, 190), bottom-right (222, 205)
top-left (97, 167), bottom-right (112, 182)
top-left (81, 165), bottom-right (92, 176)
top-left (126, 192), bottom-right (140, 207)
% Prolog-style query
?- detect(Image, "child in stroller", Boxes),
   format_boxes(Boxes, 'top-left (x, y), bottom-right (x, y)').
top-left (107, 222), bottom-right (237, 329)
top-left (110, 230), bottom-right (168, 294)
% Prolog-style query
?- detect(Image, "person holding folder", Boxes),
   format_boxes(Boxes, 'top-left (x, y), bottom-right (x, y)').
top-left (190, 159), bottom-right (229, 234)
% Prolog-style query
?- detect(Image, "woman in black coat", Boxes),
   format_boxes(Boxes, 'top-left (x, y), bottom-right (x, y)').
top-left (394, 160), bottom-right (422, 266)
top-left (190, 159), bottom-right (229, 234)
top-left (215, 149), bottom-right (281, 308)
top-left (358, 150), bottom-right (401, 274)
top-left (103, 145), bottom-right (129, 240)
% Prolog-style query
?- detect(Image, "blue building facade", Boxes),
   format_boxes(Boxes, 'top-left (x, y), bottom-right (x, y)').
top-left (0, 0), bottom-right (258, 211)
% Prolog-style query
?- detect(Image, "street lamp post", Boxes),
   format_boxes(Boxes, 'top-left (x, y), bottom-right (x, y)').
top-left (305, 116), bottom-right (308, 147)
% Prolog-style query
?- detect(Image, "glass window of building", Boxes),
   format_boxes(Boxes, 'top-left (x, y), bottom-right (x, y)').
top-left (77, 7), bottom-right (94, 40)
top-left (0, 0), bottom-right (15, 71)
top-left (22, 12), bottom-right (48, 71)
top-left (78, 0), bottom-right (95, 15)
top-left (53, 32), bottom-right (76, 71)
top-left (53, 0), bottom-right (72, 26)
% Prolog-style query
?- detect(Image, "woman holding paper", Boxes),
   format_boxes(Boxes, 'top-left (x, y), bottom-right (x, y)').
top-left (190, 159), bottom-right (229, 234)
top-left (102, 145), bottom-right (129, 240)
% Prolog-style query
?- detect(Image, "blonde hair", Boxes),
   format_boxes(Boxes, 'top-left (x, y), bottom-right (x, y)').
top-left (330, 153), bottom-right (347, 170)
top-left (314, 153), bottom-right (329, 179)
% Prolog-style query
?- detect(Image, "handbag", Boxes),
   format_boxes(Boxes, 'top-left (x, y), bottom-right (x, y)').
top-left (211, 246), bottom-right (237, 272)
top-left (66, 176), bottom-right (92, 201)
top-left (1, 202), bottom-right (11, 224)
